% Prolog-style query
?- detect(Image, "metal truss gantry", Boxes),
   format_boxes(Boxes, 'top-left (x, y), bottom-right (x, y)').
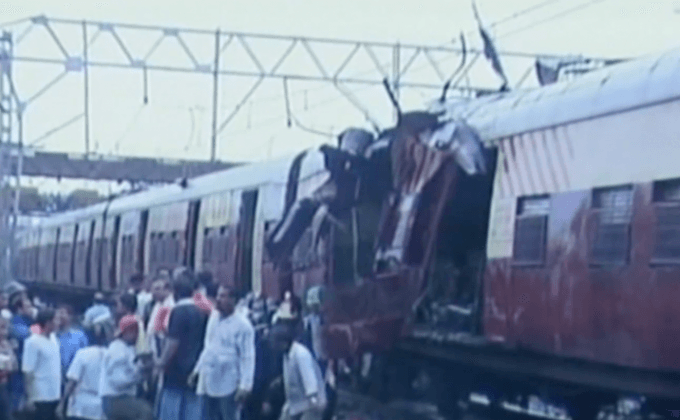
top-left (0, 15), bottom-right (615, 162)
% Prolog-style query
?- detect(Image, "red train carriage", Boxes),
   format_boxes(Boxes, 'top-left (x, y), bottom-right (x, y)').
top-left (268, 48), bottom-right (680, 416)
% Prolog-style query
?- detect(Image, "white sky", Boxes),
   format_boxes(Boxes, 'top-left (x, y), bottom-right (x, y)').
top-left (2, 0), bottom-right (680, 195)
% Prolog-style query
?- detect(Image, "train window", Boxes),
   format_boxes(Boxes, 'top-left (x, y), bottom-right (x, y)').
top-left (77, 242), bottom-right (86, 262)
top-left (590, 186), bottom-right (633, 266)
top-left (203, 236), bottom-right (213, 263)
top-left (122, 235), bottom-right (135, 264)
top-left (151, 233), bottom-right (159, 263)
top-left (59, 244), bottom-right (70, 263)
top-left (155, 233), bottom-right (164, 262)
top-left (653, 178), bottom-right (680, 202)
top-left (221, 226), bottom-right (230, 263)
top-left (652, 178), bottom-right (680, 264)
top-left (170, 231), bottom-right (180, 262)
top-left (513, 196), bottom-right (549, 266)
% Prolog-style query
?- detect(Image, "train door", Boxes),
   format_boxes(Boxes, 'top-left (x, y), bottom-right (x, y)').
top-left (255, 183), bottom-right (287, 299)
top-left (55, 225), bottom-right (77, 285)
top-left (146, 202), bottom-right (189, 276)
top-left (117, 211), bottom-right (142, 290)
top-left (38, 227), bottom-right (57, 284)
top-left (85, 220), bottom-right (96, 288)
top-left (138, 210), bottom-right (149, 275)
top-left (91, 217), bottom-right (105, 290)
top-left (108, 215), bottom-right (121, 291)
top-left (74, 221), bottom-right (91, 288)
top-left (186, 200), bottom-right (201, 270)
top-left (235, 190), bottom-right (258, 296)
top-left (197, 190), bottom-right (239, 289)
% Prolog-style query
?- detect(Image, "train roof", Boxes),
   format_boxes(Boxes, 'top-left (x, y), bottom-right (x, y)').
top-left (105, 153), bottom-right (294, 214)
top-left (439, 47), bottom-right (680, 141)
top-left (27, 153), bottom-right (295, 229)
top-left (38, 201), bottom-right (110, 229)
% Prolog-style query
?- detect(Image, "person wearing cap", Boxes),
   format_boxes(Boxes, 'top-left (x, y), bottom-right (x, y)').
top-left (115, 293), bottom-right (148, 355)
top-left (99, 314), bottom-right (153, 420)
top-left (83, 293), bottom-right (112, 328)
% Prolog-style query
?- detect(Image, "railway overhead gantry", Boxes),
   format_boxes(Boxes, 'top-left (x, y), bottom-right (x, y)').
top-left (0, 14), bottom-right (615, 284)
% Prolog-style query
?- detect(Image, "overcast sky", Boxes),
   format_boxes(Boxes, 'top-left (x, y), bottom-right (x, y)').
top-left (2, 0), bottom-right (680, 194)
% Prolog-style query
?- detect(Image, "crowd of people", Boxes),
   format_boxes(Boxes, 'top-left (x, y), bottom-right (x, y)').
top-left (0, 269), bottom-right (336, 420)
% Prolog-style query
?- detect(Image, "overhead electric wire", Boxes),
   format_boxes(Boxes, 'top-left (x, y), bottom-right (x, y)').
top-left (499, 0), bottom-right (609, 38)
top-left (488, 0), bottom-right (563, 30)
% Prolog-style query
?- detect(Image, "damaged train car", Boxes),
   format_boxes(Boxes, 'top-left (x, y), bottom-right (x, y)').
top-left (265, 48), bottom-right (680, 418)
top-left (265, 113), bottom-right (492, 355)
top-left (15, 46), bottom-right (680, 418)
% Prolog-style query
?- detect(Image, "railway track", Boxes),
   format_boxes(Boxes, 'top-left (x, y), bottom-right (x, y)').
top-left (335, 388), bottom-right (551, 420)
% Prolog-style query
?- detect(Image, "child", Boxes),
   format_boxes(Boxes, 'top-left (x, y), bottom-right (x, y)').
top-left (0, 317), bottom-right (18, 420)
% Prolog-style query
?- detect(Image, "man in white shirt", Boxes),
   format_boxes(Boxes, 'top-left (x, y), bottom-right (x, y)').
top-left (57, 318), bottom-right (112, 420)
top-left (271, 323), bottom-right (326, 420)
top-left (83, 293), bottom-right (112, 328)
top-left (22, 308), bottom-right (61, 420)
top-left (129, 274), bottom-right (152, 322)
top-left (190, 285), bottom-right (255, 420)
top-left (146, 277), bottom-right (174, 361)
top-left (99, 314), bottom-right (153, 420)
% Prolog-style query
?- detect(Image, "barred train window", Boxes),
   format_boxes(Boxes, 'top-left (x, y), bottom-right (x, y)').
top-left (652, 178), bottom-right (680, 264)
top-left (590, 186), bottom-right (633, 265)
top-left (513, 196), bottom-right (549, 265)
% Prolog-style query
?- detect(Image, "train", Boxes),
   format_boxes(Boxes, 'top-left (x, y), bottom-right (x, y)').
top-left (14, 46), bottom-right (680, 418)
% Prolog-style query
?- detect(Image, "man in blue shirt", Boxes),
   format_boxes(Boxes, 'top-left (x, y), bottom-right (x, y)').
top-left (55, 304), bottom-right (88, 376)
top-left (7, 288), bottom-right (35, 415)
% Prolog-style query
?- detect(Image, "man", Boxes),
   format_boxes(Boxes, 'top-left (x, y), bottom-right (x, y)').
top-left (190, 285), bottom-right (255, 420)
top-left (115, 293), bottom-right (148, 355)
top-left (22, 308), bottom-right (61, 420)
top-left (156, 271), bottom-right (207, 420)
top-left (0, 293), bottom-right (12, 320)
top-left (99, 314), bottom-right (153, 420)
top-left (129, 273), bottom-right (152, 322)
top-left (56, 318), bottom-right (112, 420)
top-left (145, 275), bottom-right (174, 360)
top-left (7, 286), bottom-right (35, 416)
top-left (193, 271), bottom-right (215, 315)
top-left (303, 287), bottom-right (336, 420)
top-left (271, 322), bottom-right (326, 420)
top-left (55, 304), bottom-right (89, 376)
top-left (83, 292), bottom-right (112, 328)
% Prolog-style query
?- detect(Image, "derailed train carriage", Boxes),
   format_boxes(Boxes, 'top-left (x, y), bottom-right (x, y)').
top-left (16, 46), bottom-right (680, 417)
